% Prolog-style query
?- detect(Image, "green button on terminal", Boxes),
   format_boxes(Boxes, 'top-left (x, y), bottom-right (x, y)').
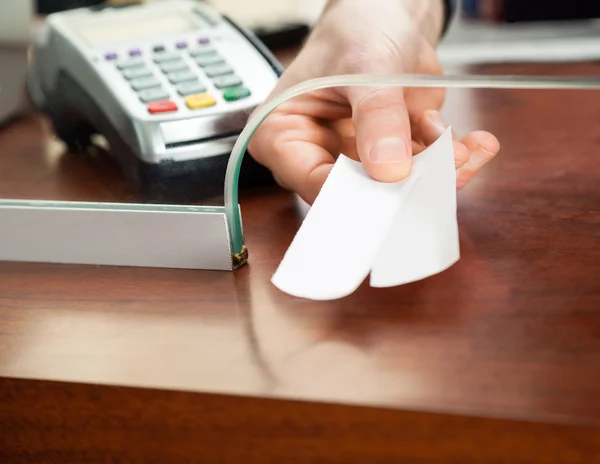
top-left (223, 86), bottom-right (251, 102)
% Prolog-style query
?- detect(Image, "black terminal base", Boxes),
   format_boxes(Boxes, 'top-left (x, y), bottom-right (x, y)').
top-left (35, 70), bottom-right (276, 205)
top-left (253, 23), bottom-right (310, 51)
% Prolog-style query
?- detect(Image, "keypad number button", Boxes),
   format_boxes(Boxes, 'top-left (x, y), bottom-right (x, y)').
top-left (138, 88), bottom-right (170, 103)
top-left (204, 64), bottom-right (233, 78)
top-left (212, 74), bottom-right (242, 89)
top-left (189, 46), bottom-right (217, 57)
top-left (130, 76), bottom-right (161, 91)
top-left (159, 60), bottom-right (188, 74)
top-left (122, 66), bottom-right (152, 80)
top-left (176, 81), bottom-right (208, 96)
top-left (153, 52), bottom-right (181, 63)
top-left (194, 54), bottom-right (224, 67)
top-left (167, 70), bottom-right (198, 84)
top-left (148, 100), bottom-right (178, 114)
top-left (116, 57), bottom-right (145, 69)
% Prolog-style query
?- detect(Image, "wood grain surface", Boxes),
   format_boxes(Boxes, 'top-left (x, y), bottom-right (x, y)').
top-left (1, 61), bottom-right (600, 462)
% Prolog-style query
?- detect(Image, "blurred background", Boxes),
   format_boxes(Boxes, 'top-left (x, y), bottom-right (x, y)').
top-left (2, 0), bottom-right (600, 109)
top-left (6, 0), bottom-right (600, 65)
top-left (207, 0), bottom-right (600, 67)
top-left (3, 0), bottom-right (597, 121)
top-left (204, 0), bottom-right (600, 67)
top-left (150, 0), bottom-right (600, 66)
top-left (2, 0), bottom-right (600, 149)
top-left (1, 0), bottom-right (599, 204)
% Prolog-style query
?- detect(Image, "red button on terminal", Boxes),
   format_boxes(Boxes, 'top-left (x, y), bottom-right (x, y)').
top-left (148, 100), bottom-right (178, 114)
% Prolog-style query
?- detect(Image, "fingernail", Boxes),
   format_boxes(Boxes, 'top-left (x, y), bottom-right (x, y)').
top-left (425, 110), bottom-right (446, 133)
top-left (369, 137), bottom-right (409, 164)
top-left (470, 147), bottom-right (495, 168)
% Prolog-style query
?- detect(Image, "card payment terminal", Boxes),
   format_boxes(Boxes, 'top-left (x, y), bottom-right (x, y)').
top-left (27, 0), bottom-right (283, 201)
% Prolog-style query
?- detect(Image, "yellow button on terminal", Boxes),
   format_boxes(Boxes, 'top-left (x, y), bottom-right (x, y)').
top-left (185, 93), bottom-right (216, 109)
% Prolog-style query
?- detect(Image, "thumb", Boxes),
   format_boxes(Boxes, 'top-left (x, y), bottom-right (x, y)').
top-left (347, 87), bottom-right (412, 182)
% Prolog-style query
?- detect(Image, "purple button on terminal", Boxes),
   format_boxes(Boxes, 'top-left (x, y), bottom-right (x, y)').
top-left (105, 52), bottom-right (118, 60)
top-left (129, 48), bottom-right (142, 56)
top-left (176, 41), bottom-right (187, 49)
top-left (198, 37), bottom-right (210, 44)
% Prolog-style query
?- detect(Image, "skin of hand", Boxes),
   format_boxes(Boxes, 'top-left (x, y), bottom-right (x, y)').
top-left (247, 0), bottom-right (501, 205)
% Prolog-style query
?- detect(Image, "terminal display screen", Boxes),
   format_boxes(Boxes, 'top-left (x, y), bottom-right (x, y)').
top-left (76, 12), bottom-right (199, 46)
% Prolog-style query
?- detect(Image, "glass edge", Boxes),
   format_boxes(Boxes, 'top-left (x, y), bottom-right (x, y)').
top-left (0, 199), bottom-right (226, 214)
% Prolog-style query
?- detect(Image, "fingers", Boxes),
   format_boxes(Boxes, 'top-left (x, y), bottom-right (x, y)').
top-left (456, 131), bottom-right (500, 190)
top-left (412, 140), bottom-right (426, 155)
top-left (277, 141), bottom-right (335, 204)
top-left (411, 109), bottom-right (500, 190)
top-left (345, 87), bottom-right (413, 183)
top-left (412, 109), bottom-right (470, 168)
top-left (255, 138), bottom-right (336, 205)
top-left (248, 113), bottom-right (340, 204)
top-left (325, 118), bottom-right (360, 161)
top-left (248, 95), bottom-right (500, 204)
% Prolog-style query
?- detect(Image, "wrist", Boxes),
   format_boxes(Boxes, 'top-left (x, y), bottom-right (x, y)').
top-left (398, 0), bottom-right (445, 45)
top-left (322, 0), bottom-right (444, 45)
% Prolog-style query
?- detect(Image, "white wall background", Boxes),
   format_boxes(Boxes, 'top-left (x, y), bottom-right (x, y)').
top-left (208, 0), bottom-right (326, 27)
top-left (0, 0), bottom-right (34, 44)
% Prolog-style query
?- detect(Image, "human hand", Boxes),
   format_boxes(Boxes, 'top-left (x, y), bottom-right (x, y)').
top-left (248, 0), bottom-right (500, 205)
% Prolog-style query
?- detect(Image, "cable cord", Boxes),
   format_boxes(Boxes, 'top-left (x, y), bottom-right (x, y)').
top-left (223, 72), bottom-right (600, 255)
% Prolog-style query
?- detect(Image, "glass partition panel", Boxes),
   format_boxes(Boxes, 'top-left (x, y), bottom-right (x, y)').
top-left (1, 5), bottom-right (600, 266)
